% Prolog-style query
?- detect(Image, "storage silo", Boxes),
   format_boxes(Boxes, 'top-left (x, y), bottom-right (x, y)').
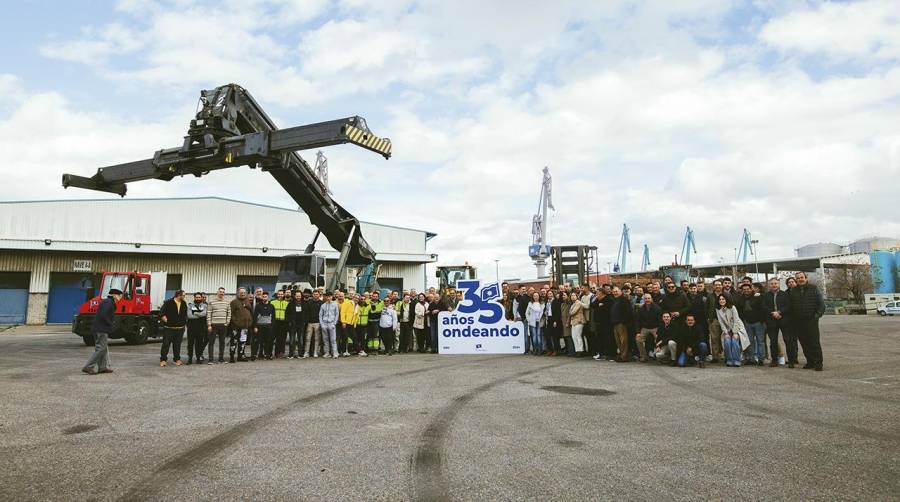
top-left (870, 251), bottom-right (896, 293)
top-left (796, 242), bottom-right (844, 257)
top-left (850, 237), bottom-right (900, 254)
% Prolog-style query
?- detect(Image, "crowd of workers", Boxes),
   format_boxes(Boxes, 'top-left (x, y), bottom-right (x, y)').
top-left (81, 271), bottom-right (826, 374)
top-left (506, 271), bottom-right (825, 370)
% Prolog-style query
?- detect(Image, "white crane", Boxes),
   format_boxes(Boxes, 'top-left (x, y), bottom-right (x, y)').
top-left (529, 166), bottom-right (554, 278)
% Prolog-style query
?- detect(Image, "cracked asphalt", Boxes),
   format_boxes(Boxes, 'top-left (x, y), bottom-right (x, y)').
top-left (0, 316), bottom-right (898, 501)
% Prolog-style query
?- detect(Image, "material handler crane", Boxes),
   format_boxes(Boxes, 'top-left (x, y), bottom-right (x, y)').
top-left (62, 83), bottom-right (391, 343)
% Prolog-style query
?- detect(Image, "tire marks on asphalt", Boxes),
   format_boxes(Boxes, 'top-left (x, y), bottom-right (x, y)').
top-left (118, 357), bottom-right (507, 502)
top-left (410, 362), bottom-right (566, 502)
top-left (646, 365), bottom-right (900, 444)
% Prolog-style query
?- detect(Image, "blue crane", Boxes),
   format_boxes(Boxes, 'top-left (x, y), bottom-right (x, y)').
top-left (679, 226), bottom-right (697, 265)
top-left (737, 228), bottom-right (754, 262)
top-left (641, 244), bottom-right (650, 272)
top-left (613, 223), bottom-right (631, 273)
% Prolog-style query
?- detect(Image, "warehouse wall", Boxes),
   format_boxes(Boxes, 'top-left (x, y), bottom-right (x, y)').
top-left (0, 250), bottom-right (425, 324)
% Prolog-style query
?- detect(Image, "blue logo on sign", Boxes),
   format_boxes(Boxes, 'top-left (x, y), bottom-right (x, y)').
top-left (456, 280), bottom-right (503, 323)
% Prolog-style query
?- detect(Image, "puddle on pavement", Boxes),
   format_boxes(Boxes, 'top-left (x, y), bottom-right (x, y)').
top-left (557, 439), bottom-right (584, 448)
top-left (541, 385), bottom-right (615, 396)
top-left (64, 424), bottom-right (100, 435)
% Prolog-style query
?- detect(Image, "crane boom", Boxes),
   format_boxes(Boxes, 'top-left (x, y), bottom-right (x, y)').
top-left (62, 84), bottom-right (391, 288)
top-left (528, 166), bottom-right (554, 278)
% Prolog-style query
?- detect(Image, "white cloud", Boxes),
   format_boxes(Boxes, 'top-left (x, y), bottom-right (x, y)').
top-left (10, 1), bottom-right (900, 283)
top-left (760, 0), bottom-right (900, 61)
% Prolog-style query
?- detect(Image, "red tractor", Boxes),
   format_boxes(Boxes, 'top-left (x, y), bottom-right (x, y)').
top-left (72, 271), bottom-right (167, 345)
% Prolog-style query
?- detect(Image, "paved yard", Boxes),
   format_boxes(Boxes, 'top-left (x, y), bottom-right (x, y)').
top-left (0, 316), bottom-right (898, 501)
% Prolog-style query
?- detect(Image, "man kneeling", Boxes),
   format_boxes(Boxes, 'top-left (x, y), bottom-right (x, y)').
top-left (676, 314), bottom-right (709, 368)
top-left (653, 313), bottom-right (679, 365)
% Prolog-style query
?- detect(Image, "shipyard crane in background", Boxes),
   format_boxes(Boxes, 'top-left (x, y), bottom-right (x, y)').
top-left (737, 228), bottom-right (754, 262)
top-left (528, 166), bottom-right (554, 278)
top-left (613, 223), bottom-right (631, 273)
top-left (679, 226), bottom-right (697, 265)
top-left (63, 83), bottom-right (392, 295)
top-left (641, 244), bottom-right (650, 272)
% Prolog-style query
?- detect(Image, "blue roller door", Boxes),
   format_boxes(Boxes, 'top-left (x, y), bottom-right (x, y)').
top-left (47, 273), bottom-right (100, 324)
top-left (0, 272), bottom-right (29, 325)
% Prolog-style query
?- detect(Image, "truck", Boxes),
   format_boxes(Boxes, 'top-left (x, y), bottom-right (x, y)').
top-left (72, 271), bottom-right (167, 346)
top-left (63, 84), bottom-right (392, 342)
top-left (436, 264), bottom-right (477, 294)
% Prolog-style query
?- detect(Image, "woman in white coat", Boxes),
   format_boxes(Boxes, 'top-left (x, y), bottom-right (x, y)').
top-left (715, 294), bottom-right (750, 367)
top-left (525, 292), bottom-right (545, 355)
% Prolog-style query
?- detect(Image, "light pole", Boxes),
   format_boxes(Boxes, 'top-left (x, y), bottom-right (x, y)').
top-left (751, 239), bottom-right (760, 280)
top-left (494, 259), bottom-right (500, 283)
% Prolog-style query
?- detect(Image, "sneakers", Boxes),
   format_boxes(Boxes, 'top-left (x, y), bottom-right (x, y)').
top-left (359, 351), bottom-right (368, 357)
top-left (592, 354), bottom-right (601, 360)
top-left (208, 361), bottom-right (214, 365)
top-left (99, 368), bottom-right (114, 374)
top-left (313, 353), bottom-right (319, 358)
top-left (333, 354), bottom-right (340, 359)
top-left (343, 352), bottom-right (351, 357)
top-left (160, 360), bottom-right (167, 367)
top-left (302, 353), bottom-right (309, 359)
top-left (287, 356), bottom-right (294, 360)
top-left (82, 367), bottom-right (97, 375)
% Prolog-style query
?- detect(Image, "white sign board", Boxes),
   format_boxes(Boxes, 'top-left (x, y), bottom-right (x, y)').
top-left (437, 280), bottom-right (524, 354)
top-left (73, 260), bottom-right (92, 272)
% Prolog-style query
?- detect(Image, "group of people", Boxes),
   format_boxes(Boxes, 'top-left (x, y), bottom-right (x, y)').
top-left (153, 285), bottom-right (464, 366)
top-left (81, 271), bottom-right (826, 373)
top-left (505, 271), bottom-right (825, 370)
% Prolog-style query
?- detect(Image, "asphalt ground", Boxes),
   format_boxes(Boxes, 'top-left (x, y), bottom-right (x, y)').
top-left (0, 316), bottom-right (898, 501)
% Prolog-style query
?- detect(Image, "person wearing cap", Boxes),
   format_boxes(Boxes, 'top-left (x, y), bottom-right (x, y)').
top-left (319, 290), bottom-right (340, 359)
top-left (160, 290), bottom-right (188, 367)
top-left (82, 287), bottom-right (123, 375)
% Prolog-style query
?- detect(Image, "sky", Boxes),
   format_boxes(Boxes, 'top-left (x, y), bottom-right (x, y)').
top-left (1, 0), bottom-right (899, 283)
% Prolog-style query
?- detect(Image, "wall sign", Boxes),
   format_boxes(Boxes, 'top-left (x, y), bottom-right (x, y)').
top-left (73, 260), bottom-right (92, 272)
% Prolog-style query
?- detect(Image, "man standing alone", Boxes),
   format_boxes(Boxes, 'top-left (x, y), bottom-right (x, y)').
top-left (789, 272), bottom-right (825, 371)
top-left (160, 290), bottom-right (188, 367)
top-left (81, 288), bottom-right (122, 375)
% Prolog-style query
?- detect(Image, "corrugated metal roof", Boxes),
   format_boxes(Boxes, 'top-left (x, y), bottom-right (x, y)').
top-left (0, 198), bottom-right (437, 261)
top-left (0, 197), bottom-right (438, 237)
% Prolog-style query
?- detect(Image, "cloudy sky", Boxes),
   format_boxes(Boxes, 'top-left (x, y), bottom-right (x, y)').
top-left (1, 0), bottom-right (899, 282)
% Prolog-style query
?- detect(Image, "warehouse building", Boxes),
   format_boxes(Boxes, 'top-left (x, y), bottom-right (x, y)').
top-left (0, 198), bottom-right (436, 325)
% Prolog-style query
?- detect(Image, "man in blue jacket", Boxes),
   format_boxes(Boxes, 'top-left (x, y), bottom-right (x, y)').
top-left (82, 288), bottom-right (123, 375)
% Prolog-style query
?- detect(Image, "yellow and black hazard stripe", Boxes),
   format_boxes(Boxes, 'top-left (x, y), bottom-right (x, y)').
top-left (344, 124), bottom-right (392, 159)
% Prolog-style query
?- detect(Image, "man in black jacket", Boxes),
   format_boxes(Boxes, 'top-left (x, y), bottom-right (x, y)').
top-left (660, 284), bottom-right (690, 327)
top-left (789, 272), bottom-right (825, 371)
top-left (160, 290), bottom-right (188, 367)
top-left (653, 312), bottom-right (680, 365)
top-left (763, 278), bottom-right (791, 367)
top-left (675, 314), bottom-right (708, 368)
top-left (610, 287), bottom-right (634, 362)
top-left (736, 283), bottom-right (766, 365)
top-left (634, 293), bottom-right (662, 362)
top-left (81, 288), bottom-right (123, 375)
top-left (590, 290), bottom-right (613, 360)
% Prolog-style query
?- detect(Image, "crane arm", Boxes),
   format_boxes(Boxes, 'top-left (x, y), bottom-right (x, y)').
top-left (62, 84), bottom-right (391, 271)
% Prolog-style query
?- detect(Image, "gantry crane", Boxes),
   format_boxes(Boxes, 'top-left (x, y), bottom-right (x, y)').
top-left (679, 226), bottom-right (697, 265)
top-left (613, 223), bottom-right (631, 273)
top-left (641, 244), bottom-right (650, 272)
top-left (62, 83), bottom-right (391, 293)
top-left (528, 166), bottom-right (554, 278)
top-left (737, 228), bottom-right (754, 263)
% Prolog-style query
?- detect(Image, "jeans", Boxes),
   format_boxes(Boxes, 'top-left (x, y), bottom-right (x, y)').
top-left (273, 320), bottom-right (287, 357)
top-left (677, 342), bottom-right (708, 366)
top-left (287, 324), bottom-right (302, 357)
top-left (723, 335), bottom-right (742, 366)
top-left (304, 322), bottom-right (321, 355)
top-left (207, 324), bottom-right (228, 361)
top-left (635, 327), bottom-right (658, 361)
top-left (527, 324), bottom-right (543, 354)
top-left (430, 321), bottom-right (440, 353)
top-left (83, 332), bottom-right (109, 371)
top-left (187, 320), bottom-right (206, 360)
top-left (399, 322), bottom-right (413, 352)
top-left (414, 327), bottom-right (428, 353)
top-left (321, 324), bottom-right (337, 356)
top-left (744, 321), bottom-right (766, 362)
top-left (380, 326), bottom-right (396, 354)
top-left (160, 327), bottom-right (184, 361)
top-left (795, 317), bottom-right (823, 368)
top-left (518, 320), bottom-right (530, 354)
